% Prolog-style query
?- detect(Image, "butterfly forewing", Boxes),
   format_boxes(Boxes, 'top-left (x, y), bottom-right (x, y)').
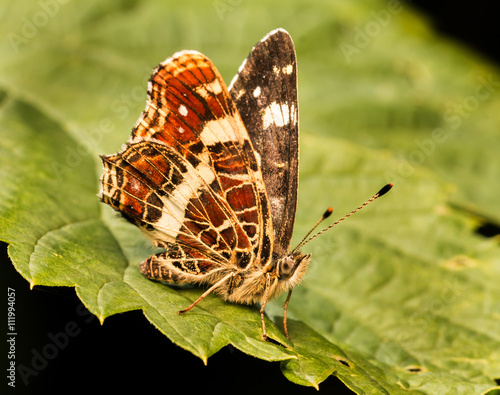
top-left (229, 29), bottom-right (299, 256)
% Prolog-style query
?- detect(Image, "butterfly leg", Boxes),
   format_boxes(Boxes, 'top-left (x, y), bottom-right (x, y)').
top-left (282, 289), bottom-right (293, 340)
top-left (259, 273), bottom-right (272, 341)
top-left (178, 272), bottom-right (235, 315)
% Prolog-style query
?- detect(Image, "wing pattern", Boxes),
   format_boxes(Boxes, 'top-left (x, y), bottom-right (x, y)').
top-left (229, 29), bottom-right (299, 256)
top-left (100, 51), bottom-right (273, 282)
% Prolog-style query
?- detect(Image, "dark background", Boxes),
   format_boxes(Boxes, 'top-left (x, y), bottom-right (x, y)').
top-left (411, 1), bottom-right (500, 64)
top-left (3, 2), bottom-right (499, 393)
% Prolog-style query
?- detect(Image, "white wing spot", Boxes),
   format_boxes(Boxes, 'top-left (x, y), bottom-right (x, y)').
top-left (235, 88), bottom-right (245, 100)
top-left (157, 159), bottom-right (215, 240)
top-left (262, 101), bottom-right (290, 129)
top-left (273, 65), bottom-right (280, 75)
top-left (253, 86), bottom-right (261, 97)
top-left (195, 79), bottom-right (223, 98)
top-left (199, 117), bottom-right (238, 145)
top-left (290, 103), bottom-right (297, 126)
top-left (178, 104), bottom-right (188, 116)
top-left (178, 126), bottom-right (184, 134)
top-left (283, 64), bottom-right (293, 74)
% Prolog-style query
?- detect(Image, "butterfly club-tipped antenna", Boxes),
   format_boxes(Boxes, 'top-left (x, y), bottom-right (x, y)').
top-left (291, 183), bottom-right (393, 253)
top-left (292, 206), bottom-right (334, 254)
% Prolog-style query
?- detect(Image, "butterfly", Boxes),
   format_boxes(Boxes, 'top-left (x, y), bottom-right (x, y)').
top-left (99, 28), bottom-right (392, 341)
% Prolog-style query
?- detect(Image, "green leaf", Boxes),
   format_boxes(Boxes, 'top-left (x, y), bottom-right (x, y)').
top-left (2, 1), bottom-right (499, 393)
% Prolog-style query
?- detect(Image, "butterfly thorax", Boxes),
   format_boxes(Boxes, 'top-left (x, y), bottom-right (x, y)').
top-left (219, 250), bottom-right (311, 305)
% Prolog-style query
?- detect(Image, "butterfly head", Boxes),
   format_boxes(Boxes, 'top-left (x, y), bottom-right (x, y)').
top-left (275, 251), bottom-right (311, 287)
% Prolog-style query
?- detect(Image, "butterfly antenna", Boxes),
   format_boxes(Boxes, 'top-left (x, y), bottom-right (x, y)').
top-left (291, 207), bottom-right (334, 254)
top-left (292, 183), bottom-right (393, 253)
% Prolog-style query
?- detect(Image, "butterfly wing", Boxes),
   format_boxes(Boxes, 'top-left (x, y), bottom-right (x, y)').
top-left (100, 51), bottom-right (274, 275)
top-left (229, 28), bottom-right (298, 256)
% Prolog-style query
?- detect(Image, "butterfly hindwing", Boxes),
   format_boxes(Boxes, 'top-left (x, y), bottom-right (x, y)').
top-left (229, 28), bottom-right (299, 256)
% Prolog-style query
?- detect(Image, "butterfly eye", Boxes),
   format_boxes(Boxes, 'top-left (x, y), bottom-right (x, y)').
top-left (279, 258), bottom-right (294, 278)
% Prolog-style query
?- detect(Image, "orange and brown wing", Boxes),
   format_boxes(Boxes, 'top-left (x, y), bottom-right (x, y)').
top-left (100, 51), bottom-right (273, 272)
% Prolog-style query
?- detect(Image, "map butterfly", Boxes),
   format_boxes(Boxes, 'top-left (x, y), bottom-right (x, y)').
top-left (100, 28), bottom-right (392, 340)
